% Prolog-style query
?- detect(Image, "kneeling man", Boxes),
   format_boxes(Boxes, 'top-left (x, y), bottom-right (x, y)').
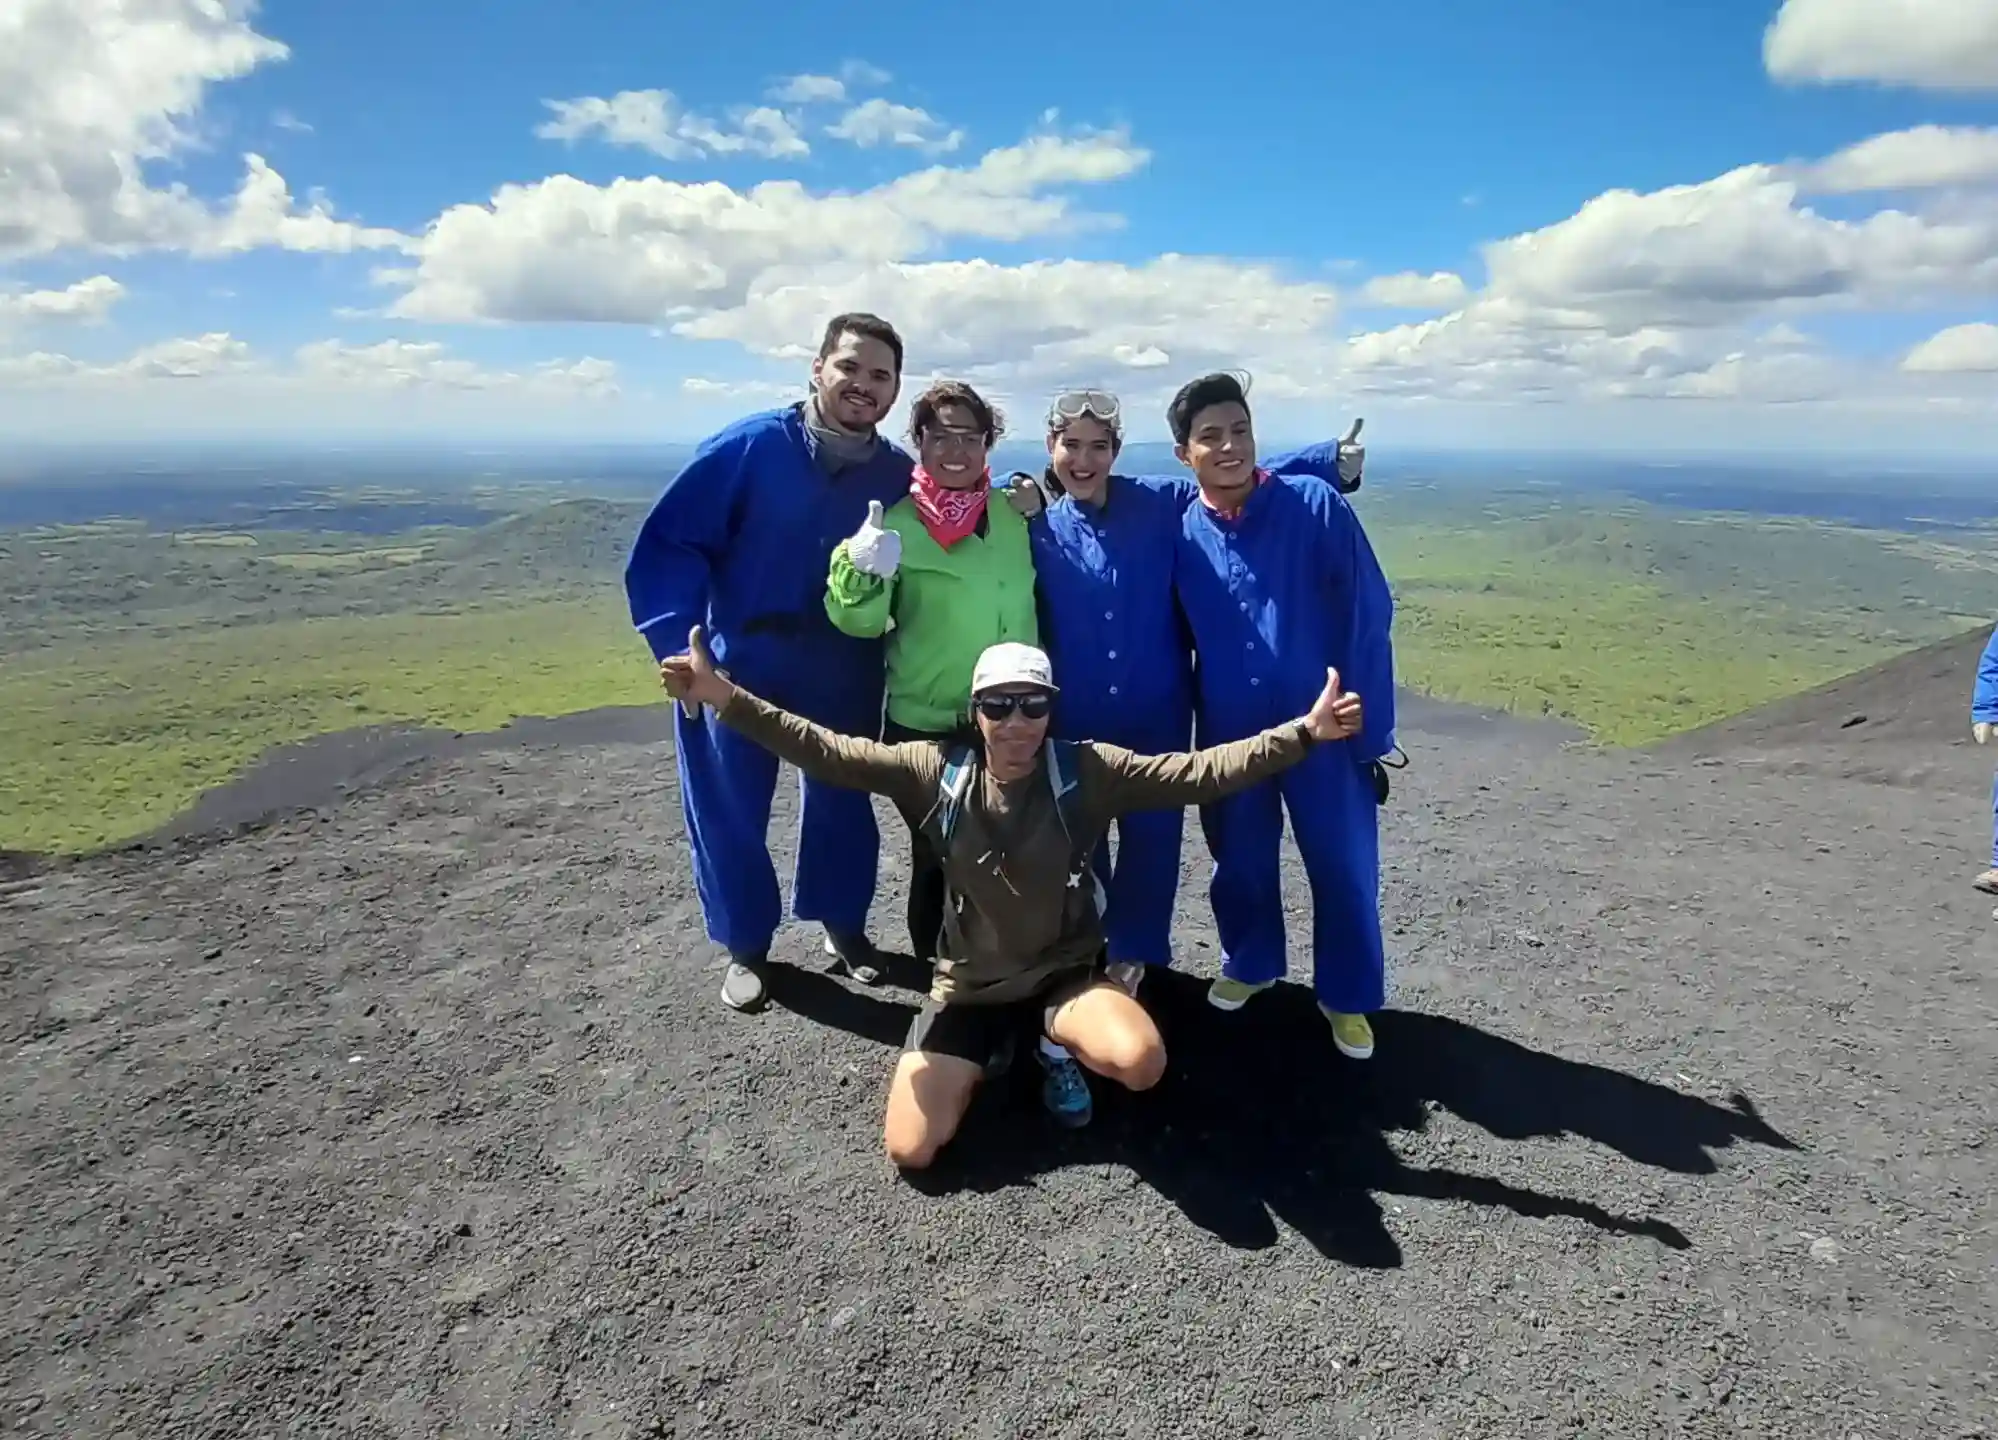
top-left (660, 630), bottom-right (1365, 1169)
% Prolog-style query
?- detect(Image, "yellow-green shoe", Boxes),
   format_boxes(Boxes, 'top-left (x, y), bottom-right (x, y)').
top-left (1321, 1008), bottom-right (1375, 1060)
top-left (1207, 976), bottom-right (1275, 1011)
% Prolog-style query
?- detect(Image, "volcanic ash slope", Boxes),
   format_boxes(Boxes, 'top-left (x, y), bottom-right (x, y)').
top-left (2, 683), bottom-right (1994, 1439)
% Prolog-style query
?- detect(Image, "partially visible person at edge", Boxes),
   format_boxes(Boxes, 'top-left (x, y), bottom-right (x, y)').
top-left (623, 313), bottom-right (915, 1015)
top-left (1164, 371), bottom-right (1398, 1061)
top-left (822, 384), bottom-right (1033, 956)
top-left (1014, 388), bottom-right (1365, 1000)
top-left (1973, 623), bottom-right (1998, 895)
top-left (658, 630), bottom-right (1366, 1167)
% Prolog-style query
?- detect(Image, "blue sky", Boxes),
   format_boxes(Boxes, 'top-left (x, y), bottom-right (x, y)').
top-left (3, 0), bottom-right (1998, 453)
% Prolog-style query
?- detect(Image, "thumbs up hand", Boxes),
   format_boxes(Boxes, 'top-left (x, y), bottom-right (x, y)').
top-left (1336, 417), bottom-right (1365, 493)
top-left (660, 625), bottom-right (736, 715)
top-left (845, 498), bottom-right (902, 578)
top-left (1302, 666), bottom-right (1364, 742)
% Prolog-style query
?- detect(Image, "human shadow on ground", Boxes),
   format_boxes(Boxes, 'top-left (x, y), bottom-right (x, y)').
top-left (906, 971), bottom-right (1799, 1268)
top-left (758, 948), bottom-right (925, 1049)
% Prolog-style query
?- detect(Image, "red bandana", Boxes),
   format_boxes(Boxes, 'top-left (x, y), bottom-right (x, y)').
top-left (910, 465), bottom-right (990, 548)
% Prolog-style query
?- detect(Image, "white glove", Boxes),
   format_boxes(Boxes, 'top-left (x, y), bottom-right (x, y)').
top-left (1336, 417), bottom-right (1365, 488)
top-left (845, 499), bottom-right (901, 579)
top-left (1976, 721), bottom-right (1993, 744)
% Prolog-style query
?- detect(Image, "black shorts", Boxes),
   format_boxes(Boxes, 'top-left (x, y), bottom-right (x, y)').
top-left (903, 966), bottom-right (1101, 1064)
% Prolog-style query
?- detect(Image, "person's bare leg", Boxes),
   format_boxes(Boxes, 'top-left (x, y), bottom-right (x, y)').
top-left (882, 1051), bottom-right (983, 1170)
top-left (1046, 980), bottom-right (1168, 1092)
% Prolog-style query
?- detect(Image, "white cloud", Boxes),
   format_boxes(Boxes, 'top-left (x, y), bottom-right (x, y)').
top-left (0, 333), bottom-right (618, 397)
top-left (535, 90), bottom-right (809, 160)
top-left (1765, 0), bottom-right (1998, 92)
top-left (767, 74), bottom-right (846, 105)
top-left (1902, 321), bottom-right (1998, 371)
top-left (840, 60), bottom-right (892, 88)
top-left (381, 127), bottom-right (1152, 324)
top-left (1358, 270), bottom-right (1470, 309)
top-left (827, 100), bottom-right (964, 155)
top-left (295, 339), bottom-right (619, 394)
top-left (0, 275), bottom-right (125, 324)
top-left (1, 331), bottom-right (253, 382)
top-left (681, 375), bottom-right (799, 401)
top-left (0, 0), bottom-right (407, 260)
top-left (676, 254), bottom-right (1343, 411)
top-left (1797, 126), bottom-right (1998, 192)
top-left (1476, 163), bottom-right (1998, 329)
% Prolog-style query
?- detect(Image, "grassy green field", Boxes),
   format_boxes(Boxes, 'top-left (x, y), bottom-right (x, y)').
top-left (2, 486), bottom-right (1992, 854)
top-left (0, 597), bottom-right (654, 853)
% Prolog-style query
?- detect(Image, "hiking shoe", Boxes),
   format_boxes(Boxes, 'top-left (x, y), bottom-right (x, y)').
top-left (1106, 961), bottom-right (1145, 997)
top-left (823, 931), bottom-right (884, 986)
top-left (720, 953), bottom-right (768, 1013)
top-left (1321, 1007), bottom-right (1375, 1060)
top-left (1037, 1047), bottom-right (1093, 1128)
top-left (1975, 869), bottom-right (1998, 896)
top-left (1207, 976), bottom-right (1275, 1011)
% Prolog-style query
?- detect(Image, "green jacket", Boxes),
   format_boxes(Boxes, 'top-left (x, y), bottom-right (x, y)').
top-left (825, 494), bottom-right (1038, 733)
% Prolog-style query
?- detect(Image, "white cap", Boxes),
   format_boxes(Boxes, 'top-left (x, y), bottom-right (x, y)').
top-left (970, 642), bottom-right (1057, 695)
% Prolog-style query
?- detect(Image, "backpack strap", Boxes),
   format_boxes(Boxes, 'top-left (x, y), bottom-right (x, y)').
top-left (1044, 740), bottom-right (1083, 848)
top-left (1045, 740), bottom-right (1107, 917)
top-left (926, 741), bottom-right (978, 849)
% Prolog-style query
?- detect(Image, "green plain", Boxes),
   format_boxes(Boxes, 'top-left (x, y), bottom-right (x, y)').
top-left (3, 489), bottom-right (1991, 854)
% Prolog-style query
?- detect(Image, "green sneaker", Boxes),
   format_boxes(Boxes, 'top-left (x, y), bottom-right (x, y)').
top-left (1320, 1007), bottom-right (1375, 1060)
top-left (1206, 976), bottom-right (1275, 1012)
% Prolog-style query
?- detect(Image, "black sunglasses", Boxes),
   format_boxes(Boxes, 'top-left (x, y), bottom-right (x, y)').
top-left (973, 692), bottom-right (1053, 721)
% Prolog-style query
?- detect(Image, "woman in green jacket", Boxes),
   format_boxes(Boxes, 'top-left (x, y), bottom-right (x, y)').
top-left (825, 379), bottom-right (1039, 962)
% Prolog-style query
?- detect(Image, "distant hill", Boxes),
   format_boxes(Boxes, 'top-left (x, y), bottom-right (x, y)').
top-left (435, 498), bottom-right (648, 577)
top-left (1655, 623), bottom-right (1994, 757)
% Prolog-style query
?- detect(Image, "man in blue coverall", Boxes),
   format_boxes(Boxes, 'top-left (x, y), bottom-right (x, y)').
top-left (1166, 371), bottom-right (1398, 1060)
top-left (1974, 624), bottom-right (1998, 896)
top-left (624, 314), bottom-right (916, 1013)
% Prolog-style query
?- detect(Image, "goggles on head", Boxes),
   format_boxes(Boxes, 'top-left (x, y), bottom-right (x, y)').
top-left (1047, 389), bottom-right (1122, 433)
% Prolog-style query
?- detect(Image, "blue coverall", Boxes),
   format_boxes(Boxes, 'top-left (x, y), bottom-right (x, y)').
top-left (1172, 470), bottom-right (1397, 1013)
top-left (1029, 441), bottom-right (1355, 969)
top-left (624, 405), bottom-right (914, 956)
top-left (1976, 626), bottom-right (1998, 870)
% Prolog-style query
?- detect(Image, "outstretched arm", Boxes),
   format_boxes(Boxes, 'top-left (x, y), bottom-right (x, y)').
top-left (662, 624), bottom-right (936, 808)
top-left (1086, 722), bottom-right (1317, 814)
top-left (718, 691), bottom-right (939, 809)
top-left (1085, 668), bottom-right (1364, 813)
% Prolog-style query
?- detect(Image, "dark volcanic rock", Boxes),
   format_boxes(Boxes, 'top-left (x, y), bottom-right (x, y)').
top-left (2, 692), bottom-right (1993, 1439)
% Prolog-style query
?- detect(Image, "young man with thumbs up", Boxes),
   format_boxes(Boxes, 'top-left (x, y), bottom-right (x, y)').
top-left (1974, 624), bottom-right (1998, 895)
top-left (1166, 371), bottom-right (1399, 1060)
top-left (625, 314), bottom-right (917, 1014)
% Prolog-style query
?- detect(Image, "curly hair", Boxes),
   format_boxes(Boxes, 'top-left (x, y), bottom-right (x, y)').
top-left (908, 379), bottom-right (1004, 446)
